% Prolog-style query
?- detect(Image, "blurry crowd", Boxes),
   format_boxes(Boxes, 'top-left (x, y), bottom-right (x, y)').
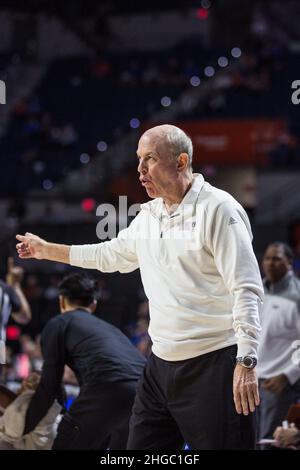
top-left (6, 19), bottom-right (299, 201)
top-left (15, 96), bottom-right (78, 150)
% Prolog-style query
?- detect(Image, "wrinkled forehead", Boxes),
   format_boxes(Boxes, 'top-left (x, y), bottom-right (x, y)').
top-left (137, 130), bottom-right (171, 157)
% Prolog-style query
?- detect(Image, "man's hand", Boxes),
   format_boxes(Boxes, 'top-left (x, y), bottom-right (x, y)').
top-left (233, 364), bottom-right (260, 415)
top-left (6, 257), bottom-right (24, 286)
top-left (16, 232), bottom-right (47, 260)
top-left (16, 232), bottom-right (70, 265)
top-left (262, 374), bottom-right (288, 394)
top-left (7, 255), bottom-right (32, 325)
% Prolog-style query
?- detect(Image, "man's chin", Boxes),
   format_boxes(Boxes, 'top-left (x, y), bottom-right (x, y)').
top-left (145, 187), bottom-right (157, 198)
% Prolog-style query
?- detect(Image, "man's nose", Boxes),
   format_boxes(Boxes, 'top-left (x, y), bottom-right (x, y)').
top-left (265, 261), bottom-right (274, 268)
top-left (138, 159), bottom-right (147, 174)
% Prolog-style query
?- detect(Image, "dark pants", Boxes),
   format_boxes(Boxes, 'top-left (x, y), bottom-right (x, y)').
top-left (127, 346), bottom-right (256, 450)
top-left (52, 380), bottom-right (137, 450)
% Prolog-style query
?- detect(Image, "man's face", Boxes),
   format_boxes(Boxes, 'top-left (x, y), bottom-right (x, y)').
top-left (137, 132), bottom-right (178, 199)
top-left (262, 245), bottom-right (291, 283)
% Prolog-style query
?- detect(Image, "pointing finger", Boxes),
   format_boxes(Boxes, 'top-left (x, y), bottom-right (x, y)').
top-left (16, 234), bottom-right (26, 242)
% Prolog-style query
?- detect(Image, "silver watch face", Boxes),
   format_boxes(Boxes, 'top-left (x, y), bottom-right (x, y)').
top-left (243, 357), bottom-right (253, 367)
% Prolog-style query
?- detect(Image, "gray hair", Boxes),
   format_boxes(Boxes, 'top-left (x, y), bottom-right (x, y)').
top-left (166, 127), bottom-right (193, 167)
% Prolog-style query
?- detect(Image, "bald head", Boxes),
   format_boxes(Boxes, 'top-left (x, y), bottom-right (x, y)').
top-left (137, 124), bottom-right (194, 204)
top-left (140, 125), bottom-right (193, 167)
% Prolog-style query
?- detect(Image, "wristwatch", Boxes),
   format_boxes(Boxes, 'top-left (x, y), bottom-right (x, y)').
top-left (236, 356), bottom-right (257, 369)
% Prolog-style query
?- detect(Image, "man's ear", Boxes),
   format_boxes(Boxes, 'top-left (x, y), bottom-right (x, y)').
top-left (90, 299), bottom-right (97, 313)
top-left (177, 153), bottom-right (189, 172)
top-left (59, 295), bottom-right (64, 313)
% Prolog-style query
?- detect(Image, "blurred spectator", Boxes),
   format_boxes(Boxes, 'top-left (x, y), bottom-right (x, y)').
top-left (273, 423), bottom-right (300, 450)
top-left (127, 300), bottom-right (152, 357)
top-left (19, 334), bottom-right (42, 373)
top-left (1, 258), bottom-right (31, 378)
top-left (120, 59), bottom-right (142, 86)
top-left (268, 130), bottom-right (299, 168)
top-left (50, 123), bottom-right (78, 148)
top-left (257, 242), bottom-right (300, 441)
top-left (0, 372), bottom-right (61, 450)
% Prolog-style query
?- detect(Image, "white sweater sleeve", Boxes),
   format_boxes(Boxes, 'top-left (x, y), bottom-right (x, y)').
top-left (69, 215), bottom-right (140, 273)
top-left (208, 201), bottom-right (263, 358)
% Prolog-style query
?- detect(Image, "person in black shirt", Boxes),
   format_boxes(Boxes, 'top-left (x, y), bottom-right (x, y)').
top-left (23, 273), bottom-right (146, 450)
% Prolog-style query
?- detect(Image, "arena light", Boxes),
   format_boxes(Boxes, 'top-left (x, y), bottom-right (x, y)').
top-left (6, 325), bottom-right (21, 341)
top-left (217, 56), bottom-right (229, 67)
top-left (204, 66), bottom-right (215, 77)
top-left (196, 8), bottom-right (209, 20)
top-left (161, 96), bottom-right (172, 107)
top-left (231, 47), bottom-right (242, 58)
top-left (33, 160), bottom-right (45, 174)
top-left (97, 141), bottom-right (108, 152)
top-left (81, 198), bottom-right (96, 213)
top-left (42, 179), bottom-right (53, 190)
top-left (80, 153), bottom-right (90, 164)
top-left (129, 118), bottom-right (141, 129)
top-left (190, 76), bottom-right (201, 87)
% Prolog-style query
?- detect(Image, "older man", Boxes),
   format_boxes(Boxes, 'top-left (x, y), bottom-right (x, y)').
top-left (16, 124), bottom-right (263, 449)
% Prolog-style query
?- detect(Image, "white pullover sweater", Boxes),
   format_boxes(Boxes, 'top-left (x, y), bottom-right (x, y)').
top-left (70, 174), bottom-right (263, 361)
